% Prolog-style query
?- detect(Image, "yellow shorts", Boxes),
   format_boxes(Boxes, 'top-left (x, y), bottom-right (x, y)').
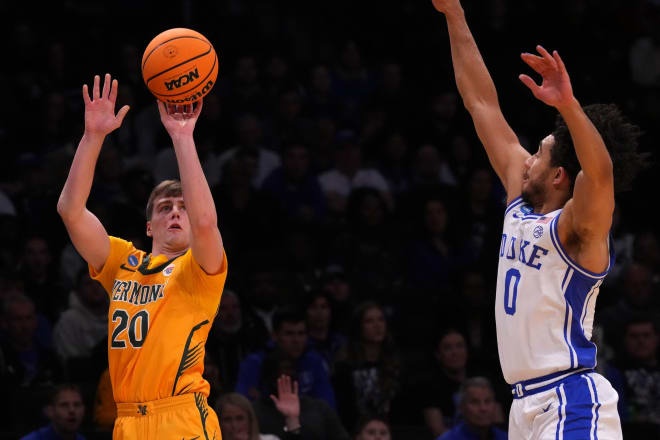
top-left (113, 393), bottom-right (221, 440)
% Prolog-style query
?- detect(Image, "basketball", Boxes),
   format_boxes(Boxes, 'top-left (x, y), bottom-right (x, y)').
top-left (141, 28), bottom-right (218, 104)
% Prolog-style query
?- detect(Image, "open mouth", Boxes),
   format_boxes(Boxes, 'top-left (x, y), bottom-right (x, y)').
top-left (168, 224), bottom-right (182, 231)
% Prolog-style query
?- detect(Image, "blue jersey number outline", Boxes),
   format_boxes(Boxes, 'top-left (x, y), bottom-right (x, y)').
top-left (504, 268), bottom-right (521, 315)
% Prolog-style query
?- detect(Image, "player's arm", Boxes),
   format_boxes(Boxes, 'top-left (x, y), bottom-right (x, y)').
top-left (157, 100), bottom-right (224, 274)
top-left (519, 47), bottom-right (614, 248)
top-left (57, 74), bottom-right (130, 272)
top-left (432, 0), bottom-right (530, 200)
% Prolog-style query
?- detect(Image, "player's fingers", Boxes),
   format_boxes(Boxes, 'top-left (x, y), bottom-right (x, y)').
top-left (553, 50), bottom-right (567, 74)
top-left (520, 53), bottom-right (545, 74)
top-left (109, 79), bottom-right (119, 103)
top-left (536, 45), bottom-right (557, 69)
top-left (82, 84), bottom-right (91, 105)
top-left (269, 394), bottom-right (279, 405)
top-left (193, 98), bottom-right (203, 117)
top-left (102, 73), bottom-right (111, 99)
top-left (116, 105), bottom-right (130, 126)
top-left (93, 75), bottom-right (101, 100)
top-left (519, 74), bottom-right (539, 93)
top-left (293, 380), bottom-right (299, 395)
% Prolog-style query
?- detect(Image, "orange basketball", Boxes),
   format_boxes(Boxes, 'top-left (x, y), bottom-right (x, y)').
top-left (141, 28), bottom-right (218, 104)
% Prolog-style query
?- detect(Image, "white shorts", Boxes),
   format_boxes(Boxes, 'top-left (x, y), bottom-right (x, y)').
top-left (509, 371), bottom-right (622, 440)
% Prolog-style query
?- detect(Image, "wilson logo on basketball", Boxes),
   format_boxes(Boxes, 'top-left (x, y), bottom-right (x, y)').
top-left (164, 68), bottom-right (200, 91)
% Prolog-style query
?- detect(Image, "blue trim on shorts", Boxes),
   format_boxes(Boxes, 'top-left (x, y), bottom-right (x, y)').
top-left (510, 368), bottom-right (593, 398)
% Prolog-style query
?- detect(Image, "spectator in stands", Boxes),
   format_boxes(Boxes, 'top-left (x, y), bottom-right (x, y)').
top-left (20, 383), bottom-right (86, 440)
top-left (207, 289), bottom-right (270, 394)
top-left (606, 314), bottom-right (660, 436)
top-left (261, 141), bottom-right (326, 225)
top-left (318, 130), bottom-right (391, 215)
top-left (53, 269), bottom-right (108, 380)
top-left (18, 235), bottom-right (67, 324)
top-left (436, 377), bottom-right (508, 440)
top-left (217, 392), bottom-right (279, 440)
top-left (319, 263), bottom-right (355, 336)
top-left (0, 294), bottom-right (62, 388)
top-left (252, 349), bottom-right (350, 439)
top-left (333, 301), bottom-right (401, 431)
top-left (598, 262), bottom-right (660, 352)
top-left (216, 113), bottom-right (281, 188)
top-left (235, 306), bottom-right (336, 408)
top-left (353, 416), bottom-right (392, 440)
top-left (1, 294), bottom-right (63, 433)
top-left (419, 329), bottom-right (475, 437)
top-left (304, 290), bottom-right (346, 373)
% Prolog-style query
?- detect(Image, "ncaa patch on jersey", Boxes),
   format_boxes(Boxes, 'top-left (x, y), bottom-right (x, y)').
top-left (128, 255), bottom-right (139, 266)
top-left (533, 225), bottom-right (544, 238)
top-left (163, 264), bottom-right (175, 276)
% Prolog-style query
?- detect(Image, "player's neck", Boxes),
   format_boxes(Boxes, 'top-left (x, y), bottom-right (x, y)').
top-left (533, 193), bottom-right (569, 215)
top-left (150, 243), bottom-right (188, 261)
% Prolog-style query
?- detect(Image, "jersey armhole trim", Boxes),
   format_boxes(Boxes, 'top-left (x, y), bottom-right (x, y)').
top-left (549, 214), bottom-right (611, 279)
top-left (504, 196), bottom-right (524, 216)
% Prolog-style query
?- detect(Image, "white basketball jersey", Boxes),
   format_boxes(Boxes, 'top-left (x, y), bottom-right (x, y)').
top-left (495, 197), bottom-right (613, 385)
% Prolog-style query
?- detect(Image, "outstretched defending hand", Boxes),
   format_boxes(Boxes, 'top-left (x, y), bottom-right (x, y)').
top-left (519, 46), bottom-right (575, 109)
top-left (83, 73), bottom-right (130, 136)
top-left (157, 100), bottom-right (203, 140)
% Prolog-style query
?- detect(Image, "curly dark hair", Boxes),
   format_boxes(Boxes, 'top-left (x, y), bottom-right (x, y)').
top-left (550, 103), bottom-right (648, 194)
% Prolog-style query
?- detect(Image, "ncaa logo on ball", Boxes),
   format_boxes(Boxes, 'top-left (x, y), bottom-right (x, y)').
top-left (533, 225), bottom-right (544, 238)
top-left (163, 264), bottom-right (176, 277)
top-left (164, 67), bottom-right (200, 91)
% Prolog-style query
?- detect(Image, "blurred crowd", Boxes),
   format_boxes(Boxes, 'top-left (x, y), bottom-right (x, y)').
top-left (1, 0), bottom-right (660, 438)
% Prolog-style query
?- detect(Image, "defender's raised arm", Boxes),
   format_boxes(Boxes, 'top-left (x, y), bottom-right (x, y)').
top-left (57, 74), bottom-right (130, 272)
top-left (432, 0), bottom-right (529, 200)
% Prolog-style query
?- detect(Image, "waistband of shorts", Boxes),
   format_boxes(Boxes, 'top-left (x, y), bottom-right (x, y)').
top-left (116, 393), bottom-right (203, 417)
top-left (510, 367), bottom-right (593, 399)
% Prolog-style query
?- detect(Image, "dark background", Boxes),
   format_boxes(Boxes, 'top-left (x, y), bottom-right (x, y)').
top-left (1, 0), bottom-right (659, 438)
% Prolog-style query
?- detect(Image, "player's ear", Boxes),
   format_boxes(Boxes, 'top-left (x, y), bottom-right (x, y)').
top-left (146, 221), bottom-right (152, 237)
top-left (44, 404), bottom-right (53, 420)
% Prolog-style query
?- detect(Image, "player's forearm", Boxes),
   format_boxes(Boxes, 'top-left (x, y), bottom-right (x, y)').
top-left (171, 135), bottom-right (219, 230)
top-left (444, 7), bottom-right (500, 111)
top-left (558, 98), bottom-right (613, 183)
top-left (57, 133), bottom-right (104, 220)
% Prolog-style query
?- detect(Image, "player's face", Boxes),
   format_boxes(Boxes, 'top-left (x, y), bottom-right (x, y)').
top-left (147, 196), bottom-right (191, 251)
top-left (361, 307), bottom-right (387, 344)
top-left (522, 135), bottom-right (555, 206)
top-left (461, 386), bottom-right (496, 429)
top-left (220, 403), bottom-right (250, 439)
top-left (49, 390), bottom-right (85, 434)
top-left (437, 332), bottom-right (468, 371)
top-left (274, 322), bottom-right (308, 359)
top-left (356, 420), bottom-right (391, 440)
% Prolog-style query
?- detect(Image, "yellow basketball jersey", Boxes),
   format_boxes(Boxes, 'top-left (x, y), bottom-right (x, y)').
top-left (90, 236), bottom-right (227, 403)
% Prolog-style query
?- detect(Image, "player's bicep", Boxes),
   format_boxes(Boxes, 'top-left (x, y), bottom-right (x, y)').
top-left (469, 104), bottom-right (530, 198)
top-left (61, 208), bottom-right (110, 272)
top-left (569, 171), bottom-right (615, 237)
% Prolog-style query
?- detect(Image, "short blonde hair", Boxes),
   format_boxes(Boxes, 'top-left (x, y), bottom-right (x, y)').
top-left (215, 392), bottom-right (260, 440)
top-left (145, 180), bottom-right (182, 221)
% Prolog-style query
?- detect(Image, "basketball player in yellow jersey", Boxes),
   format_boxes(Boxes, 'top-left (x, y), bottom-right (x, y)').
top-left (57, 73), bottom-right (227, 440)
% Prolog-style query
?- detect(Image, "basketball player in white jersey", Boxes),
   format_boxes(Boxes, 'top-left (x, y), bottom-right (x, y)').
top-left (432, 0), bottom-right (647, 438)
